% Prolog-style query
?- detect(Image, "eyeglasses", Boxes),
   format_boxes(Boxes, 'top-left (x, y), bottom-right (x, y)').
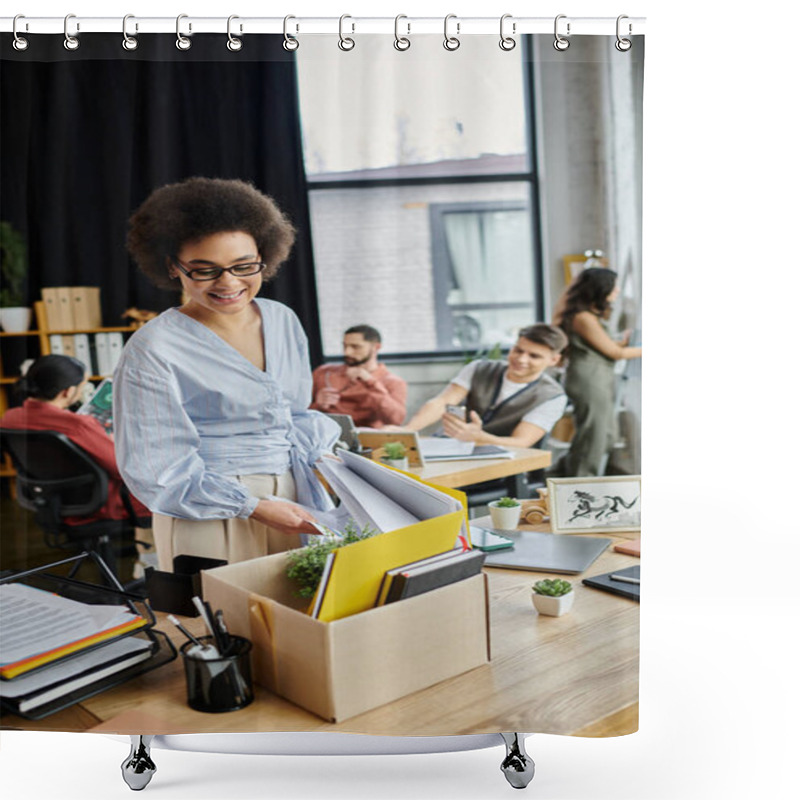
top-left (171, 257), bottom-right (267, 282)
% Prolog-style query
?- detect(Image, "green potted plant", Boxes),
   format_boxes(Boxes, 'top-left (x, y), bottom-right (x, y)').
top-left (531, 578), bottom-right (574, 616)
top-left (286, 520), bottom-right (377, 599)
top-left (488, 496), bottom-right (521, 530)
top-left (380, 441), bottom-right (408, 471)
top-left (0, 221), bottom-right (31, 332)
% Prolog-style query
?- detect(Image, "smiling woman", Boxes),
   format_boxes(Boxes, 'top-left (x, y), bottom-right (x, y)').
top-left (113, 177), bottom-right (341, 571)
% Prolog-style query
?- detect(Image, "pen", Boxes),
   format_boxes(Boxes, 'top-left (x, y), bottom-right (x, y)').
top-left (609, 573), bottom-right (640, 585)
top-left (167, 614), bottom-right (205, 648)
top-left (192, 596), bottom-right (218, 642)
top-left (214, 609), bottom-right (232, 653)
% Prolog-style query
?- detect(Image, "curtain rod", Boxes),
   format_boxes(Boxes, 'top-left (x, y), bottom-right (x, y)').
top-left (1, 16), bottom-right (646, 37)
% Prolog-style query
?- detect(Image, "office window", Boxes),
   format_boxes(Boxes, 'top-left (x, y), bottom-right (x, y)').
top-left (296, 35), bottom-right (539, 356)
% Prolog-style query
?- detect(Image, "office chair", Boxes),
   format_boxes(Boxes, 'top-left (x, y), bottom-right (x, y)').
top-left (0, 428), bottom-right (149, 580)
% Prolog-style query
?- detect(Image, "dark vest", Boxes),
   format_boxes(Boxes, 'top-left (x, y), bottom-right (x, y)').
top-left (466, 360), bottom-right (564, 437)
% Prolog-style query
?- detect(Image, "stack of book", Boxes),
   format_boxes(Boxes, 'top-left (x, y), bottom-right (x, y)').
top-left (0, 583), bottom-right (151, 716)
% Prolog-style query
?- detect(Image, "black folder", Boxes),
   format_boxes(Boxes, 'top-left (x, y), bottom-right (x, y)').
top-left (582, 564), bottom-right (640, 601)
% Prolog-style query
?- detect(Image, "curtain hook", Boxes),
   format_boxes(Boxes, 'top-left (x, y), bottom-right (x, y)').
top-left (394, 14), bottom-right (411, 51)
top-left (615, 15), bottom-right (632, 52)
top-left (283, 15), bottom-right (299, 51)
top-left (499, 14), bottom-right (516, 51)
top-left (176, 14), bottom-right (192, 50)
top-left (12, 15), bottom-right (29, 51)
top-left (443, 14), bottom-right (460, 51)
top-left (227, 15), bottom-right (242, 51)
top-left (338, 14), bottom-right (355, 51)
top-left (122, 15), bottom-right (138, 51)
top-left (553, 14), bottom-right (570, 52)
top-left (63, 13), bottom-right (80, 51)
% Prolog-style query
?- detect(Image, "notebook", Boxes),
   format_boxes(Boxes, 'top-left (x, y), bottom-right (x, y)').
top-left (483, 530), bottom-right (610, 574)
top-left (582, 564), bottom-right (640, 602)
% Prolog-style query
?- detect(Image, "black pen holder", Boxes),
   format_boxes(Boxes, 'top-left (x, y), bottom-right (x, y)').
top-left (180, 635), bottom-right (253, 713)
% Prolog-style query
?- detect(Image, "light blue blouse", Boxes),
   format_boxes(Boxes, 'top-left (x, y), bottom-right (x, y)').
top-left (113, 299), bottom-right (339, 521)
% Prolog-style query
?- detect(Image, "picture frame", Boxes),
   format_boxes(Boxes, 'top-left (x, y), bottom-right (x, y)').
top-left (546, 475), bottom-right (641, 534)
top-left (562, 253), bottom-right (610, 285)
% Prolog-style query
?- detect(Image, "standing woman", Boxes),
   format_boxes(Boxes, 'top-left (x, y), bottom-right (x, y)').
top-left (553, 267), bottom-right (642, 477)
top-left (114, 177), bottom-right (339, 570)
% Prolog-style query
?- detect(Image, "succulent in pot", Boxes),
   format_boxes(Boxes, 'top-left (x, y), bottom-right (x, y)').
top-left (531, 578), bottom-right (574, 616)
top-left (380, 441), bottom-right (408, 470)
top-left (488, 496), bottom-right (522, 530)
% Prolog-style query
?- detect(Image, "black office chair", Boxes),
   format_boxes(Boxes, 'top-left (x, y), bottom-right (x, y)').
top-left (0, 428), bottom-right (149, 579)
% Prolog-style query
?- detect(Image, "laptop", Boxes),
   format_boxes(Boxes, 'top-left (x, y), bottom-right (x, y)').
top-left (325, 413), bottom-right (362, 452)
top-left (483, 529), bottom-right (611, 574)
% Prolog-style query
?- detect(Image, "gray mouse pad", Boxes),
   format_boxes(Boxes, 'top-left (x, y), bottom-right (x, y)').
top-left (483, 530), bottom-right (611, 574)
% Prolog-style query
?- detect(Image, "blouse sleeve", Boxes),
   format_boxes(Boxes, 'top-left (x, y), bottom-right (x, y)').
top-left (113, 354), bottom-right (258, 521)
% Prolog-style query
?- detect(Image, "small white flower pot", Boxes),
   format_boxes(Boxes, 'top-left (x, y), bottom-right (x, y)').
top-left (0, 306), bottom-right (32, 333)
top-left (381, 457), bottom-right (409, 471)
top-left (488, 502), bottom-right (522, 530)
top-left (531, 590), bottom-right (575, 617)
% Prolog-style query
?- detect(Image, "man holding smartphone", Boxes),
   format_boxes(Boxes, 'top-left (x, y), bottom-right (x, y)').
top-left (405, 324), bottom-right (568, 449)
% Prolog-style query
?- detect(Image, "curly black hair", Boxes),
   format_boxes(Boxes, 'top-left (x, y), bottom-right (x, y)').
top-left (127, 177), bottom-right (296, 291)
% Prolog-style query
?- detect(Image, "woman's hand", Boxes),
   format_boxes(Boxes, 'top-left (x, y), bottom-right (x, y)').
top-left (442, 410), bottom-right (484, 443)
top-left (250, 499), bottom-right (320, 536)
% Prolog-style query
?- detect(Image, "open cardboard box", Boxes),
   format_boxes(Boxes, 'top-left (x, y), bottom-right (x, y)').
top-left (202, 552), bottom-right (490, 722)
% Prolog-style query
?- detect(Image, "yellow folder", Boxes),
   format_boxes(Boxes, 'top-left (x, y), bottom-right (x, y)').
top-left (315, 510), bottom-right (464, 623)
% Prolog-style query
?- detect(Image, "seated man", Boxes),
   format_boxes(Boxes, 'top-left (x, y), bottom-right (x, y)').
top-left (1, 355), bottom-right (149, 524)
top-left (310, 324), bottom-right (407, 428)
top-left (405, 324), bottom-right (568, 448)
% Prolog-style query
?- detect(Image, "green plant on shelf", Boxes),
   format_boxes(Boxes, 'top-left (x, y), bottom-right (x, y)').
top-left (494, 496), bottom-right (520, 508)
top-left (533, 578), bottom-right (573, 597)
top-left (382, 442), bottom-right (406, 460)
top-left (286, 519), bottom-right (378, 599)
top-left (0, 221), bottom-right (28, 308)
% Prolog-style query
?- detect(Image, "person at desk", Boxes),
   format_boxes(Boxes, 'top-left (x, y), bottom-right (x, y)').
top-left (310, 324), bottom-right (407, 428)
top-left (404, 324), bottom-right (568, 448)
top-left (551, 267), bottom-right (642, 477)
top-left (0, 355), bottom-right (149, 524)
top-left (114, 177), bottom-right (340, 570)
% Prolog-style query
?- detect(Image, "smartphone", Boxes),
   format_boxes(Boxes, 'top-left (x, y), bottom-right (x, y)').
top-left (445, 404), bottom-right (467, 421)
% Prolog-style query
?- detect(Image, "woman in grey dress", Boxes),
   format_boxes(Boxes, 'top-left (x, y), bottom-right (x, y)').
top-left (553, 268), bottom-right (642, 477)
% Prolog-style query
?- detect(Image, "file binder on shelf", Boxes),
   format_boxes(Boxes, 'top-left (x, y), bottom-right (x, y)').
top-left (0, 551), bottom-right (177, 720)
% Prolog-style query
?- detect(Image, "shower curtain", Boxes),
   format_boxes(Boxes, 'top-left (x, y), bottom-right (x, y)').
top-left (1, 17), bottom-right (643, 749)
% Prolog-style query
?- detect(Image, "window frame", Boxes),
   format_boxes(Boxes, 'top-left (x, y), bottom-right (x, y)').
top-left (301, 36), bottom-right (545, 361)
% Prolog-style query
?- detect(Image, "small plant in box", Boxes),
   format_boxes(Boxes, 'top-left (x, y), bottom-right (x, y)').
top-left (286, 520), bottom-right (378, 599)
top-left (531, 578), bottom-right (574, 616)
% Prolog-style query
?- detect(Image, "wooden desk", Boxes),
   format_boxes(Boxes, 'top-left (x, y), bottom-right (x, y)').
top-left (411, 445), bottom-right (551, 489)
top-left (3, 520), bottom-right (638, 737)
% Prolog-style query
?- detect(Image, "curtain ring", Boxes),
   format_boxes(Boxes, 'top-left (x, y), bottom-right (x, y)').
top-left (176, 14), bottom-right (192, 50)
top-left (283, 15), bottom-right (299, 51)
top-left (63, 13), bottom-right (80, 51)
top-left (499, 14), bottom-right (516, 51)
top-left (12, 15), bottom-right (29, 51)
top-left (338, 14), bottom-right (355, 51)
top-left (122, 14), bottom-right (138, 51)
top-left (553, 14), bottom-right (570, 51)
top-left (227, 15), bottom-right (242, 51)
top-left (443, 14), bottom-right (460, 51)
top-left (615, 15), bottom-right (632, 52)
top-left (394, 14), bottom-right (411, 51)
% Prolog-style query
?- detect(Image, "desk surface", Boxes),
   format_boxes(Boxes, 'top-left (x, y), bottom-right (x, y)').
top-left (411, 445), bottom-right (551, 489)
top-left (2, 519), bottom-right (639, 738)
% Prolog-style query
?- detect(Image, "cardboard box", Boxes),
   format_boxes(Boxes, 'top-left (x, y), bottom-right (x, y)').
top-left (202, 552), bottom-right (490, 722)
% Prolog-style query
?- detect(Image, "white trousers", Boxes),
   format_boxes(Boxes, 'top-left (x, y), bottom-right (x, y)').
top-left (152, 472), bottom-right (299, 571)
